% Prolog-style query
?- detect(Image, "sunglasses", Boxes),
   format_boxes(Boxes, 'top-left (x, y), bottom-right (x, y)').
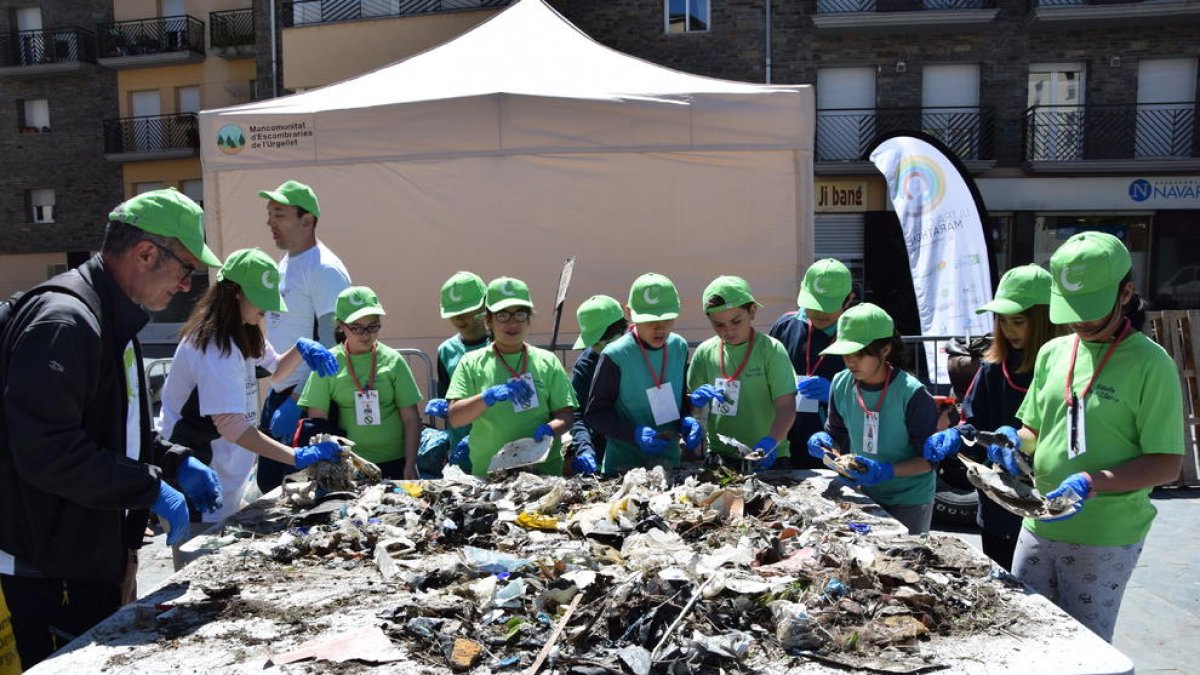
top-left (493, 310), bottom-right (530, 324)
top-left (152, 242), bottom-right (195, 283)
top-left (344, 323), bottom-right (382, 336)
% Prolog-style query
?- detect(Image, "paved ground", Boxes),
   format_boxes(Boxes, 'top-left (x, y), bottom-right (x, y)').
top-left (137, 486), bottom-right (1200, 673)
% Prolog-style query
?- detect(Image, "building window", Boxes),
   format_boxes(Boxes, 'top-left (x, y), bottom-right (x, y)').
top-left (181, 179), bottom-right (203, 207)
top-left (134, 181), bottom-right (166, 194)
top-left (665, 0), bottom-right (709, 33)
top-left (19, 98), bottom-right (50, 133)
top-left (29, 189), bottom-right (55, 223)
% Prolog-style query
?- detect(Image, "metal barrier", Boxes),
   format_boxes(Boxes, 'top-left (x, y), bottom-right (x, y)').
top-left (396, 347), bottom-right (438, 426)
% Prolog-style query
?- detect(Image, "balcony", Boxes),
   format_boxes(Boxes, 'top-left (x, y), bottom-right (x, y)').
top-left (282, 0), bottom-right (513, 27)
top-left (210, 8), bottom-right (255, 58)
top-left (103, 113), bottom-right (199, 161)
top-left (0, 27), bottom-right (96, 77)
top-left (1024, 103), bottom-right (1200, 172)
top-left (96, 15), bottom-right (205, 69)
top-left (816, 106), bottom-right (996, 173)
top-left (812, 0), bottom-right (998, 34)
top-left (1028, 0), bottom-right (1200, 28)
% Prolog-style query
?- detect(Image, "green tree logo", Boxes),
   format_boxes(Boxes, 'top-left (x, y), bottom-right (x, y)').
top-left (217, 124), bottom-right (246, 155)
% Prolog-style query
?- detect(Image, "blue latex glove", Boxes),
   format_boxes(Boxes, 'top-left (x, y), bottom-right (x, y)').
top-left (923, 427), bottom-right (963, 463)
top-left (424, 399), bottom-right (449, 419)
top-left (688, 384), bottom-right (726, 409)
top-left (450, 437), bottom-right (472, 470)
top-left (753, 436), bottom-right (779, 470)
top-left (152, 482), bottom-right (190, 547)
top-left (807, 431), bottom-right (835, 459)
top-left (680, 417), bottom-right (703, 451)
top-left (294, 440), bottom-right (341, 470)
top-left (482, 379), bottom-right (534, 408)
top-left (636, 426), bottom-right (667, 456)
top-left (844, 455), bottom-right (895, 487)
top-left (177, 456), bottom-right (223, 514)
top-left (533, 423), bottom-right (554, 443)
top-left (796, 376), bottom-right (832, 402)
top-left (1043, 472), bottom-right (1093, 522)
top-left (571, 449), bottom-right (598, 476)
top-left (986, 426), bottom-right (1026, 476)
top-left (296, 338), bottom-right (338, 377)
top-left (269, 397), bottom-right (301, 443)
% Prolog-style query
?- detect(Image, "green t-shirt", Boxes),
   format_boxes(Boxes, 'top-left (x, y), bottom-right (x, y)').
top-left (598, 332), bottom-right (689, 474)
top-left (1017, 331), bottom-right (1184, 547)
top-left (438, 333), bottom-right (491, 448)
top-left (298, 343), bottom-right (423, 464)
top-left (687, 331), bottom-right (797, 458)
top-left (446, 345), bottom-right (577, 478)
top-left (829, 368), bottom-right (936, 506)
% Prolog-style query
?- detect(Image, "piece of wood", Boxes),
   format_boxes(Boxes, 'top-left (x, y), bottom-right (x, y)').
top-left (650, 575), bottom-right (715, 663)
top-left (523, 591), bottom-right (583, 675)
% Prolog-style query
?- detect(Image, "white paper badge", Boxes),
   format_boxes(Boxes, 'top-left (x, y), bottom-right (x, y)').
top-left (511, 373), bottom-right (540, 413)
top-left (795, 375), bottom-right (820, 414)
top-left (355, 389), bottom-right (382, 426)
top-left (713, 378), bottom-right (741, 417)
top-left (646, 382), bottom-right (681, 426)
top-left (1067, 396), bottom-right (1088, 459)
top-left (862, 410), bottom-right (880, 456)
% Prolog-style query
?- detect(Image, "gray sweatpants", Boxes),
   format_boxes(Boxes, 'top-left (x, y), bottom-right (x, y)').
top-left (1011, 528), bottom-right (1144, 642)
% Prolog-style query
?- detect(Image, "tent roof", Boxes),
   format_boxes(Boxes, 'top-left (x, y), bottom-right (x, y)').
top-left (213, 0), bottom-right (795, 115)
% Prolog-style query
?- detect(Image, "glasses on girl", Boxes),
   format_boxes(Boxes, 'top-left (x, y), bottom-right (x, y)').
top-left (493, 310), bottom-right (530, 324)
top-left (345, 323), bottom-right (382, 335)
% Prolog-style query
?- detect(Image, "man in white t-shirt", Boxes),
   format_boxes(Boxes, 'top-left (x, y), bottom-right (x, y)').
top-left (255, 180), bottom-right (351, 492)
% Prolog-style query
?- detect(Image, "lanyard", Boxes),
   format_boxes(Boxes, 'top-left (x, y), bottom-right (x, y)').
top-left (493, 343), bottom-right (528, 379)
top-left (634, 327), bottom-right (668, 388)
top-left (805, 321), bottom-right (828, 376)
top-left (1064, 320), bottom-right (1131, 404)
top-left (719, 329), bottom-right (757, 382)
top-left (855, 366), bottom-right (893, 414)
top-left (1001, 359), bottom-right (1028, 394)
top-left (345, 343), bottom-right (377, 393)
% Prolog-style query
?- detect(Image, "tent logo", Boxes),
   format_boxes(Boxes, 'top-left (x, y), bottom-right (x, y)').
top-left (895, 155), bottom-right (946, 218)
top-left (216, 124), bottom-right (246, 155)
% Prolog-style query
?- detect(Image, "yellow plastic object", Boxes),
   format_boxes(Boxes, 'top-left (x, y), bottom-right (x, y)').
top-left (398, 481), bottom-right (424, 498)
top-left (516, 511), bottom-right (560, 532)
top-left (1, 584), bottom-right (21, 675)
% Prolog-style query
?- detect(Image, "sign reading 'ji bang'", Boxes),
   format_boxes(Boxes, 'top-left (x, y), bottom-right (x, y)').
top-left (815, 181), bottom-right (867, 212)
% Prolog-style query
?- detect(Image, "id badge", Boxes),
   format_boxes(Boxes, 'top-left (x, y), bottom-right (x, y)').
top-left (795, 375), bottom-right (819, 414)
top-left (1067, 395), bottom-right (1088, 459)
top-left (355, 390), bottom-right (382, 426)
top-left (862, 411), bottom-right (880, 456)
top-left (511, 373), bottom-right (540, 413)
top-left (713, 378), bottom-right (741, 417)
top-left (646, 382), bottom-right (681, 426)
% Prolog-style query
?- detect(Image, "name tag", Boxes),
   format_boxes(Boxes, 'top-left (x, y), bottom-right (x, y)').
top-left (355, 389), bottom-right (381, 426)
top-left (713, 378), bottom-right (741, 417)
top-left (795, 375), bottom-right (820, 414)
top-left (1067, 395), bottom-right (1088, 459)
top-left (511, 373), bottom-right (540, 413)
top-left (646, 382), bottom-right (680, 426)
top-left (862, 410), bottom-right (880, 456)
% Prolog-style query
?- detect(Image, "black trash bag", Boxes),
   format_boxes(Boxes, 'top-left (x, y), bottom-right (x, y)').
top-left (946, 335), bottom-right (992, 401)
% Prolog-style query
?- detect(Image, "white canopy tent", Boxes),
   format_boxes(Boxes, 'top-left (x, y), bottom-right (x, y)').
top-left (199, 0), bottom-right (814, 368)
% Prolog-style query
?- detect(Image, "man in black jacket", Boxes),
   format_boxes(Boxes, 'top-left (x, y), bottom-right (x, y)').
top-left (0, 188), bottom-right (224, 668)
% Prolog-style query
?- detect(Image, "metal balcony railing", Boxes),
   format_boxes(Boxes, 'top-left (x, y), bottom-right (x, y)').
top-left (0, 27), bottom-right (96, 67)
top-left (97, 15), bottom-right (205, 59)
top-left (103, 113), bottom-right (199, 155)
top-left (815, 0), bottom-right (994, 13)
top-left (282, 0), bottom-right (513, 27)
top-left (210, 8), bottom-right (255, 49)
top-left (816, 106), bottom-right (996, 161)
top-left (1031, 0), bottom-right (1172, 6)
top-left (1024, 103), bottom-right (1198, 161)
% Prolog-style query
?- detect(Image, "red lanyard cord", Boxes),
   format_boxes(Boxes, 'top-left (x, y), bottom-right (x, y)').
top-left (345, 342), bottom-right (377, 393)
top-left (1000, 359), bottom-right (1029, 394)
top-left (492, 343), bottom-right (529, 379)
top-left (719, 329), bottom-right (757, 382)
top-left (855, 365), bottom-right (893, 414)
top-left (634, 327), bottom-right (669, 388)
top-left (1064, 320), bottom-right (1131, 404)
top-left (805, 321), bottom-right (829, 376)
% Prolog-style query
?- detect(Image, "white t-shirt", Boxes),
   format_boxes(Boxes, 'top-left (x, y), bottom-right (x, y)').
top-left (266, 241), bottom-right (351, 392)
top-left (159, 338), bottom-right (279, 522)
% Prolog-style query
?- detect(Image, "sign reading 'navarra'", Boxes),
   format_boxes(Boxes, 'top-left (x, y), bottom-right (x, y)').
top-left (215, 121), bottom-right (314, 155)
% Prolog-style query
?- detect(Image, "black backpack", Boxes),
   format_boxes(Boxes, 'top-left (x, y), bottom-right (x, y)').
top-left (0, 271), bottom-right (103, 362)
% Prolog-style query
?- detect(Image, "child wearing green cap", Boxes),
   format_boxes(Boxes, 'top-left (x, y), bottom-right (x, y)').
top-left (447, 277), bottom-right (577, 477)
top-left (569, 295), bottom-right (628, 474)
top-left (923, 264), bottom-right (1061, 569)
top-left (159, 248), bottom-right (343, 534)
top-left (423, 272), bottom-right (492, 464)
top-left (987, 232), bottom-right (1183, 642)
top-left (770, 258), bottom-right (857, 469)
top-left (804, 303), bottom-right (939, 534)
top-left (687, 276), bottom-right (797, 470)
top-left (585, 276), bottom-right (700, 474)
top-left (299, 286), bottom-right (423, 480)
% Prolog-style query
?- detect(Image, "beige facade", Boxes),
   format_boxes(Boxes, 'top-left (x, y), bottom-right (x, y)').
top-left (0, 253), bottom-right (71, 298)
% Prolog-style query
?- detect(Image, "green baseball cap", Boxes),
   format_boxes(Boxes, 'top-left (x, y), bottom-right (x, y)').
top-left (108, 188), bottom-right (221, 268)
top-left (628, 273), bottom-right (680, 323)
top-left (976, 264), bottom-right (1052, 315)
top-left (573, 294), bottom-right (624, 349)
top-left (1049, 231), bottom-right (1132, 324)
top-left (486, 277), bottom-right (533, 312)
top-left (336, 286), bottom-right (387, 325)
top-left (821, 303), bottom-right (894, 355)
top-left (217, 248), bottom-right (286, 313)
top-left (257, 180), bottom-right (320, 217)
top-left (440, 271), bottom-right (486, 319)
top-left (797, 258), bottom-right (852, 313)
top-left (702, 275), bottom-right (762, 314)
